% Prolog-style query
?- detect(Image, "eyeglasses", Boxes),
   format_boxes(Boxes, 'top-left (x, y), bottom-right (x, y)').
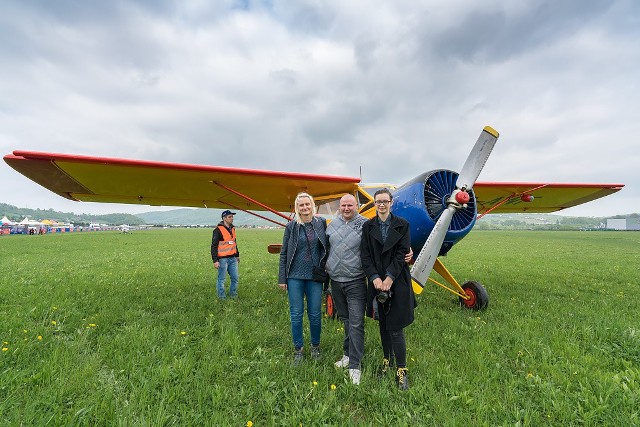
top-left (374, 200), bottom-right (391, 205)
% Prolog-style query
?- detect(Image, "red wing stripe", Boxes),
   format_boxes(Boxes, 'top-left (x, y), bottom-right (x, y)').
top-left (10, 150), bottom-right (360, 183)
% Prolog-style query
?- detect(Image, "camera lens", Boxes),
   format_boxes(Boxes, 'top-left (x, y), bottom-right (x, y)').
top-left (377, 291), bottom-right (389, 303)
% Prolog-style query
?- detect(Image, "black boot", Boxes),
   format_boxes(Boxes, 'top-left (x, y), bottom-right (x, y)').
top-left (396, 367), bottom-right (409, 391)
top-left (376, 358), bottom-right (390, 380)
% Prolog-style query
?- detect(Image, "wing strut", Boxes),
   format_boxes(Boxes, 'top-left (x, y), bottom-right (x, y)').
top-left (212, 182), bottom-right (292, 221)
top-left (477, 183), bottom-right (548, 219)
top-left (220, 201), bottom-right (289, 227)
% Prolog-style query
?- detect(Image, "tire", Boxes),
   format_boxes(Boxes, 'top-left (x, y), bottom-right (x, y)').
top-left (459, 281), bottom-right (489, 310)
top-left (325, 293), bottom-right (336, 319)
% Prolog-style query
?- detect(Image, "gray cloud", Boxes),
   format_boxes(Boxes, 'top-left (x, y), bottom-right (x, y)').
top-left (1, 0), bottom-right (638, 216)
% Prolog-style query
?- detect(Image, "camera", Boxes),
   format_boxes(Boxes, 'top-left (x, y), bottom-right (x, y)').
top-left (376, 290), bottom-right (393, 304)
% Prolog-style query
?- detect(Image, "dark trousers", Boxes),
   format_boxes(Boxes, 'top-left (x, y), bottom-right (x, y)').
top-left (331, 278), bottom-right (366, 369)
top-left (378, 304), bottom-right (407, 368)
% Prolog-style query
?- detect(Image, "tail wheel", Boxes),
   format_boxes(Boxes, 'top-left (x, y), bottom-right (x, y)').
top-left (459, 281), bottom-right (489, 310)
top-left (325, 293), bottom-right (336, 319)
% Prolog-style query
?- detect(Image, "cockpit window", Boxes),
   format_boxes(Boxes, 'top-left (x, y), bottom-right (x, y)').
top-left (356, 190), bottom-right (370, 206)
top-left (315, 197), bottom-right (342, 218)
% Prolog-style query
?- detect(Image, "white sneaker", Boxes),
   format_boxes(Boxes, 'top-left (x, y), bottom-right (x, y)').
top-left (349, 368), bottom-right (361, 385)
top-left (334, 355), bottom-right (349, 368)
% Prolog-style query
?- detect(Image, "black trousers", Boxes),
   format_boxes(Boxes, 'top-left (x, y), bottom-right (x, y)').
top-left (378, 305), bottom-right (407, 368)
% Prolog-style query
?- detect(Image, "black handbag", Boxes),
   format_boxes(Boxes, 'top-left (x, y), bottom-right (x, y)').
top-left (312, 265), bottom-right (329, 283)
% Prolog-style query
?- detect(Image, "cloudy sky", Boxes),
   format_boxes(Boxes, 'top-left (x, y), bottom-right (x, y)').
top-left (1, 0), bottom-right (638, 217)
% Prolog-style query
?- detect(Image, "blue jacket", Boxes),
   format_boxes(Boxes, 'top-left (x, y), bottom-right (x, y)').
top-left (278, 216), bottom-right (328, 284)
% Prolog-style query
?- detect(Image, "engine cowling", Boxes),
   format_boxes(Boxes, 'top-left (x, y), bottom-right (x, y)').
top-left (391, 169), bottom-right (477, 257)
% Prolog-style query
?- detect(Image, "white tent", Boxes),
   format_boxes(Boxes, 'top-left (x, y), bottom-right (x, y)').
top-left (18, 217), bottom-right (43, 227)
top-left (17, 216), bottom-right (42, 228)
top-left (1, 216), bottom-right (14, 225)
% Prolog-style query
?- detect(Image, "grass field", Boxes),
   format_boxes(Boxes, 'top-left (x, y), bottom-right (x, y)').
top-left (1, 229), bottom-right (638, 426)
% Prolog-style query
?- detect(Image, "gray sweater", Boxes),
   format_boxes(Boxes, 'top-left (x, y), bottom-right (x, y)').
top-left (325, 214), bottom-right (367, 282)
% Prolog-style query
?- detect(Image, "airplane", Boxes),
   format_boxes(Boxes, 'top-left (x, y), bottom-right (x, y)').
top-left (4, 126), bottom-right (624, 311)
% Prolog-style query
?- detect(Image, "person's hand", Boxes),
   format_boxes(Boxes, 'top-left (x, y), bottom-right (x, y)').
top-left (372, 277), bottom-right (383, 290)
top-left (214, 261), bottom-right (220, 269)
top-left (279, 283), bottom-right (287, 291)
top-left (236, 257), bottom-right (240, 264)
top-left (381, 277), bottom-right (393, 291)
top-left (405, 248), bottom-right (413, 263)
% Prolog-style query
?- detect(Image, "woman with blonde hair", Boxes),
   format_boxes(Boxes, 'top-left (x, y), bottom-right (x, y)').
top-left (278, 192), bottom-right (329, 365)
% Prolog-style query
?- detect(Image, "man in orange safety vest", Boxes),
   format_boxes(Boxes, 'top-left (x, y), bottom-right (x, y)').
top-left (211, 210), bottom-right (240, 299)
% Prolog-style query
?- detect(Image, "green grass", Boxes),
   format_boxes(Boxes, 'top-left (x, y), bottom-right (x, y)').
top-left (1, 229), bottom-right (638, 426)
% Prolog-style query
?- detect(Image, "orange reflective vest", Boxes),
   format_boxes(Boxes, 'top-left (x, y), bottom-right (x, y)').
top-left (217, 225), bottom-right (238, 257)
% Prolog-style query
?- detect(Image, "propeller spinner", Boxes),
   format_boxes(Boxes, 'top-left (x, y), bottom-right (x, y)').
top-left (410, 126), bottom-right (499, 289)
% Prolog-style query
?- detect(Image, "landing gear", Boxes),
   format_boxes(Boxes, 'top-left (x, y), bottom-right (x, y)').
top-left (459, 280), bottom-right (489, 310)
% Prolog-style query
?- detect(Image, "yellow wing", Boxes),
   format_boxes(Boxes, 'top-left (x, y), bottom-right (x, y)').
top-left (474, 181), bottom-right (624, 214)
top-left (4, 151), bottom-right (360, 212)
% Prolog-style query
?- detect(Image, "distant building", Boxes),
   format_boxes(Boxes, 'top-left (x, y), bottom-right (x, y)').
top-left (606, 218), bottom-right (640, 230)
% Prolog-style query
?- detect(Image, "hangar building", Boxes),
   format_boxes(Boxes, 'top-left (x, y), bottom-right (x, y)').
top-left (606, 218), bottom-right (640, 230)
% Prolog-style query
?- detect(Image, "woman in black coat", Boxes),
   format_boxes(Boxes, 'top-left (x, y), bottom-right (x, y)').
top-left (360, 188), bottom-right (416, 390)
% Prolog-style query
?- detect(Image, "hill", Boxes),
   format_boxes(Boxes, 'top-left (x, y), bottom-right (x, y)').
top-left (474, 212), bottom-right (639, 230)
top-left (135, 208), bottom-right (284, 227)
top-left (137, 208), bottom-right (640, 230)
top-left (0, 202), bottom-right (283, 227)
top-left (3, 201), bottom-right (638, 229)
top-left (0, 203), bottom-right (144, 226)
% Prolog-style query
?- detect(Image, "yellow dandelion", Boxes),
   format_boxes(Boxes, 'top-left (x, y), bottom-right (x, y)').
top-left (23, 329), bottom-right (28, 333)
top-left (52, 306), bottom-right (58, 310)
top-left (2, 347), bottom-right (8, 352)
top-left (37, 336), bottom-right (43, 340)
top-left (313, 380), bottom-right (318, 386)
top-left (51, 320), bottom-right (57, 325)
top-left (526, 372), bottom-right (533, 379)
top-left (2, 341), bottom-right (7, 345)
top-left (181, 331), bottom-right (187, 336)
top-left (246, 421), bottom-right (253, 427)
top-left (330, 384), bottom-right (336, 390)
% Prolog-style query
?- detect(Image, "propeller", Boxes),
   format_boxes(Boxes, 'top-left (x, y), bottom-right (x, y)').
top-left (411, 126), bottom-right (499, 289)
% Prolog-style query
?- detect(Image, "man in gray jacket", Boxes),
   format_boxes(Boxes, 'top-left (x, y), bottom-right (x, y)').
top-left (325, 194), bottom-right (368, 385)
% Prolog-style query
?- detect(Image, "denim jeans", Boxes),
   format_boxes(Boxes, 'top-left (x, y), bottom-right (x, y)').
top-left (216, 257), bottom-right (238, 299)
top-left (331, 278), bottom-right (366, 368)
top-left (286, 278), bottom-right (323, 350)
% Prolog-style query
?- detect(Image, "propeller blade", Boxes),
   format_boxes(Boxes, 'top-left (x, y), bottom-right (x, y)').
top-left (411, 126), bottom-right (500, 288)
top-left (456, 126), bottom-right (499, 191)
top-left (410, 205), bottom-right (455, 289)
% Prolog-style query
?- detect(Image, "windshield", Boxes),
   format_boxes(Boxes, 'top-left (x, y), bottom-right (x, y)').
top-left (315, 197), bottom-right (342, 217)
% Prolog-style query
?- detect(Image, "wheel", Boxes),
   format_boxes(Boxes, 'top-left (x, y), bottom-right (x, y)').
top-left (325, 293), bottom-right (337, 319)
top-left (459, 281), bottom-right (489, 310)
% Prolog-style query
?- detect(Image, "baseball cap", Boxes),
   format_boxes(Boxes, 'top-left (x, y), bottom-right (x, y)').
top-left (221, 210), bottom-right (236, 219)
